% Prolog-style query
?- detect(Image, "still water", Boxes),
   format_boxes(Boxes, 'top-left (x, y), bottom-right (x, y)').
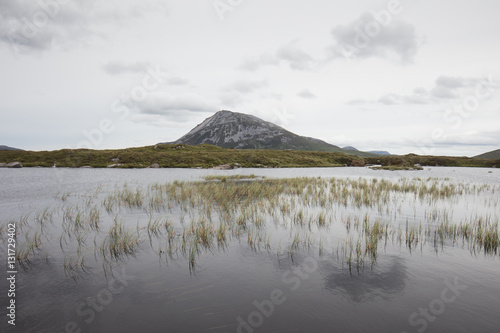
top-left (1, 167), bottom-right (499, 333)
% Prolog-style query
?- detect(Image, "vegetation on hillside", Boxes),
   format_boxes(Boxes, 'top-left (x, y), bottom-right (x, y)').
top-left (474, 149), bottom-right (500, 160)
top-left (365, 154), bottom-right (499, 168)
top-left (0, 144), bottom-right (355, 168)
top-left (0, 144), bottom-right (498, 168)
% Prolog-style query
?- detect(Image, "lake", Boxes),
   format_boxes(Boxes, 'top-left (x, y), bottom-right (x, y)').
top-left (1, 166), bottom-right (499, 333)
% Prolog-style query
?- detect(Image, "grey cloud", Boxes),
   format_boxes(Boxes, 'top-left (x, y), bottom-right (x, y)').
top-left (328, 13), bottom-right (418, 63)
top-left (451, 131), bottom-right (500, 146)
top-left (167, 77), bottom-right (189, 85)
top-left (124, 92), bottom-right (216, 116)
top-left (277, 41), bottom-right (315, 70)
top-left (220, 93), bottom-right (244, 108)
top-left (430, 76), bottom-right (497, 101)
top-left (226, 80), bottom-right (268, 94)
top-left (377, 94), bottom-right (403, 105)
top-left (412, 131), bottom-right (500, 152)
top-left (429, 75), bottom-right (479, 99)
top-left (131, 113), bottom-right (197, 127)
top-left (347, 98), bottom-right (368, 105)
top-left (238, 53), bottom-right (279, 71)
top-left (378, 89), bottom-right (432, 105)
top-left (220, 84), bottom-right (279, 108)
top-left (429, 86), bottom-right (457, 100)
top-left (297, 89), bottom-right (316, 99)
top-left (124, 2), bottom-right (170, 19)
top-left (0, 0), bottom-right (167, 54)
top-left (103, 61), bottom-right (189, 87)
top-left (102, 61), bottom-right (151, 75)
top-left (435, 76), bottom-right (468, 89)
top-left (261, 92), bottom-right (283, 100)
top-left (0, 0), bottom-right (88, 53)
top-left (238, 41), bottom-right (315, 71)
top-left (357, 76), bottom-right (497, 106)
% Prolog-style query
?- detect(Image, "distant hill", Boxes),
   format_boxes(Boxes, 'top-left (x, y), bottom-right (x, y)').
top-left (343, 146), bottom-right (391, 156)
top-left (367, 150), bottom-right (391, 156)
top-left (1, 144), bottom-right (498, 169)
top-left (474, 149), bottom-right (500, 159)
top-left (164, 110), bottom-right (378, 157)
top-left (0, 145), bottom-right (23, 151)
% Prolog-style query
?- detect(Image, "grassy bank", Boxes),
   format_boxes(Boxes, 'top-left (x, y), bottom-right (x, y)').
top-left (0, 144), bottom-right (498, 168)
top-left (0, 144), bottom-right (355, 168)
top-left (365, 154), bottom-right (499, 168)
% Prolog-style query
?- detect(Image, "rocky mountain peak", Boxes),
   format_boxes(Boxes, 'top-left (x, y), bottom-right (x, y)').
top-left (161, 110), bottom-right (381, 157)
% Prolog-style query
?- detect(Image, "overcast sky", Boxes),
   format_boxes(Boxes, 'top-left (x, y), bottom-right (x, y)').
top-left (1, 0), bottom-right (499, 156)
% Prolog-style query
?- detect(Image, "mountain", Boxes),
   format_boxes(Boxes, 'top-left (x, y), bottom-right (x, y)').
top-left (343, 146), bottom-right (391, 156)
top-left (0, 145), bottom-right (23, 151)
top-left (164, 110), bottom-right (378, 157)
top-left (367, 150), bottom-right (391, 156)
top-left (474, 149), bottom-right (500, 159)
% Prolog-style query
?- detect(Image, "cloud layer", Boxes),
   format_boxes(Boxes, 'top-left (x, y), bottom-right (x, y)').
top-left (351, 76), bottom-right (498, 106)
top-left (328, 13), bottom-right (418, 63)
top-left (239, 40), bottom-right (315, 71)
top-left (1, 0), bottom-right (498, 156)
top-left (0, 0), bottom-right (167, 54)
top-left (123, 92), bottom-right (216, 117)
top-left (102, 61), bottom-right (152, 75)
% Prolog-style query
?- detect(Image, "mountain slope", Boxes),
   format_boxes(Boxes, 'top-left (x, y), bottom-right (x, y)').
top-left (474, 149), bottom-right (500, 159)
top-left (367, 150), bottom-right (391, 156)
top-left (0, 145), bottom-right (23, 151)
top-left (165, 110), bottom-right (377, 157)
top-left (343, 146), bottom-right (391, 156)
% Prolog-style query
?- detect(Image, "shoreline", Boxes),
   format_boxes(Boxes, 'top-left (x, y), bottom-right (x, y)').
top-left (1, 144), bottom-right (498, 169)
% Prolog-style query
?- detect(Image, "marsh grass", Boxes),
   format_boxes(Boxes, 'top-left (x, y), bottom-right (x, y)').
top-left (203, 174), bottom-right (262, 181)
top-left (5, 175), bottom-right (499, 276)
top-left (18, 212), bottom-right (32, 228)
top-left (99, 217), bottom-right (140, 260)
top-left (35, 207), bottom-right (53, 229)
top-left (16, 229), bottom-right (44, 264)
top-left (64, 253), bottom-right (90, 280)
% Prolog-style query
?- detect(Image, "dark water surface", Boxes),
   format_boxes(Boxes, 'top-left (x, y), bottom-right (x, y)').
top-left (1, 167), bottom-right (499, 333)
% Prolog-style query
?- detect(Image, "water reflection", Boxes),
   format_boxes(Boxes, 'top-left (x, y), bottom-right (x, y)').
top-left (267, 251), bottom-right (408, 303)
top-left (319, 256), bottom-right (408, 302)
top-left (2, 168), bottom-right (499, 333)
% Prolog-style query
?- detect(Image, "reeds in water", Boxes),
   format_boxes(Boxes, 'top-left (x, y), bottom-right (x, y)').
top-left (5, 174), bottom-right (499, 276)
